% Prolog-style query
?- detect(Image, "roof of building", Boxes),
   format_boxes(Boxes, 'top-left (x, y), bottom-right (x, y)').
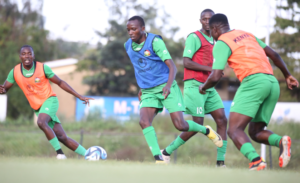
top-left (44, 58), bottom-right (78, 68)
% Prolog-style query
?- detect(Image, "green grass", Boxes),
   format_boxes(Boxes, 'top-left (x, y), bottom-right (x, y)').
top-left (0, 157), bottom-right (299, 183)
top-left (1, 116), bottom-right (300, 170)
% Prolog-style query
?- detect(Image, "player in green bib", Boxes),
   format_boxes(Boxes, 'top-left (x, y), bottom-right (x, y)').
top-left (0, 45), bottom-right (93, 159)
top-left (125, 16), bottom-right (223, 163)
top-left (161, 9), bottom-right (228, 167)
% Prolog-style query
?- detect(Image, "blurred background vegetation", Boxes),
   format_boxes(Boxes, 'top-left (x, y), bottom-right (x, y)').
top-left (1, 0), bottom-right (300, 119)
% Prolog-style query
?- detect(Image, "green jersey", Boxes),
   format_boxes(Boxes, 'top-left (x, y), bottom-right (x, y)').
top-left (6, 62), bottom-right (55, 84)
top-left (124, 33), bottom-right (172, 62)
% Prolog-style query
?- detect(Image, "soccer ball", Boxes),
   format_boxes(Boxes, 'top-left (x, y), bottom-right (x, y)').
top-left (85, 146), bottom-right (107, 161)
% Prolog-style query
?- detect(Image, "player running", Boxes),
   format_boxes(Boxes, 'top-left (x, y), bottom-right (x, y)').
top-left (124, 16), bottom-right (223, 163)
top-left (0, 45), bottom-right (93, 159)
top-left (161, 9), bottom-right (227, 167)
top-left (199, 14), bottom-right (299, 170)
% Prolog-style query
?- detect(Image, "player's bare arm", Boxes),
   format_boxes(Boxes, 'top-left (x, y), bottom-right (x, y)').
top-left (163, 59), bottom-right (177, 99)
top-left (199, 69), bottom-right (223, 94)
top-left (49, 75), bottom-right (94, 106)
top-left (0, 80), bottom-right (14, 94)
top-left (264, 46), bottom-right (299, 89)
top-left (183, 57), bottom-right (212, 72)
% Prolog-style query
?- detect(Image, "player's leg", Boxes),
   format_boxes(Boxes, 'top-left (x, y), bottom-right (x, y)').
top-left (161, 116), bottom-right (203, 163)
top-left (35, 97), bottom-right (65, 158)
top-left (228, 74), bottom-right (273, 170)
top-left (164, 84), bottom-right (222, 147)
top-left (140, 107), bottom-right (164, 162)
top-left (205, 88), bottom-right (228, 166)
top-left (210, 109), bottom-right (227, 166)
top-left (248, 78), bottom-right (290, 168)
top-left (52, 123), bottom-right (86, 157)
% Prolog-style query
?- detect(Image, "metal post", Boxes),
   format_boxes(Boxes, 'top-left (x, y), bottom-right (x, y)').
top-left (269, 145), bottom-right (273, 169)
top-left (173, 134), bottom-right (177, 164)
top-left (78, 129), bottom-right (84, 159)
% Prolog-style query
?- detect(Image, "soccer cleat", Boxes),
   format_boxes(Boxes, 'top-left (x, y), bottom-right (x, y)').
top-left (205, 125), bottom-right (223, 147)
top-left (160, 150), bottom-right (171, 163)
top-left (56, 154), bottom-right (67, 160)
top-left (279, 136), bottom-right (291, 168)
top-left (155, 160), bottom-right (167, 164)
top-left (249, 158), bottom-right (267, 171)
top-left (216, 161), bottom-right (226, 168)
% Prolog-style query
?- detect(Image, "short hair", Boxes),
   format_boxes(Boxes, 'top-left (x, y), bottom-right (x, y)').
top-left (20, 45), bottom-right (34, 53)
top-left (128, 16), bottom-right (145, 27)
top-left (201, 9), bottom-right (214, 17)
top-left (209, 13), bottom-right (229, 26)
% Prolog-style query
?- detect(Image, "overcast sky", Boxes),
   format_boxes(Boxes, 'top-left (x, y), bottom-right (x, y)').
top-left (29, 0), bottom-right (279, 44)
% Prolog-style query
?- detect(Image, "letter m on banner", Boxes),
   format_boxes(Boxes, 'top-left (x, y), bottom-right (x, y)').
top-left (114, 101), bottom-right (127, 114)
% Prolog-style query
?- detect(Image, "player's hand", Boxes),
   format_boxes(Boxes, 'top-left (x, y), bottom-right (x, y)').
top-left (199, 84), bottom-right (206, 94)
top-left (79, 96), bottom-right (94, 107)
top-left (162, 86), bottom-right (171, 99)
top-left (138, 89), bottom-right (142, 101)
top-left (0, 85), bottom-right (6, 94)
top-left (286, 75), bottom-right (299, 90)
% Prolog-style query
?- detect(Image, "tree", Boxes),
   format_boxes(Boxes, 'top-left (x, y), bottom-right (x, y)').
top-left (270, 0), bottom-right (300, 101)
top-left (78, 0), bottom-right (185, 96)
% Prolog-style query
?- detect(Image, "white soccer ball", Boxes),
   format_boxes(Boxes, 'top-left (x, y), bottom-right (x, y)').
top-left (85, 146), bottom-right (107, 161)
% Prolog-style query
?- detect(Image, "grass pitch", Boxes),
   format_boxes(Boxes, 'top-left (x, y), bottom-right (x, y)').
top-left (0, 157), bottom-right (299, 183)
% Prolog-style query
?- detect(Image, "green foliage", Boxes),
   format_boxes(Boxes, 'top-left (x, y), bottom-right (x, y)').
top-left (78, 0), bottom-right (185, 96)
top-left (271, 0), bottom-right (300, 101)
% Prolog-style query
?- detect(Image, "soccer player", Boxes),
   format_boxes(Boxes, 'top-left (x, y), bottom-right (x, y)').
top-left (0, 45), bottom-right (93, 159)
top-left (124, 16), bottom-right (223, 163)
top-left (200, 14), bottom-right (299, 170)
top-left (161, 9), bottom-right (228, 167)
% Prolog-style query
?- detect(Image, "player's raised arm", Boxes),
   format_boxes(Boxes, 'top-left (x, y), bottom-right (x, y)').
top-left (264, 46), bottom-right (299, 90)
top-left (49, 75), bottom-right (94, 106)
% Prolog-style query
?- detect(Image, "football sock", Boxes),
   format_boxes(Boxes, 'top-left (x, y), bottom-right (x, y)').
top-left (143, 126), bottom-right (161, 157)
top-left (268, 134), bottom-right (282, 147)
top-left (75, 145), bottom-right (87, 156)
top-left (49, 137), bottom-right (61, 151)
top-left (154, 155), bottom-right (164, 161)
top-left (217, 140), bottom-right (227, 161)
top-left (186, 120), bottom-right (207, 134)
top-left (240, 142), bottom-right (260, 162)
top-left (162, 149), bottom-right (170, 156)
top-left (252, 157), bottom-right (261, 162)
top-left (56, 149), bottom-right (64, 155)
top-left (165, 136), bottom-right (185, 155)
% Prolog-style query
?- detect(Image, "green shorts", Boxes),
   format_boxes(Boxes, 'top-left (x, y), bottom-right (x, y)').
top-left (34, 97), bottom-right (61, 129)
top-left (184, 80), bottom-right (224, 117)
top-left (140, 81), bottom-right (185, 113)
top-left (230, 73), bottom-right (280, 125)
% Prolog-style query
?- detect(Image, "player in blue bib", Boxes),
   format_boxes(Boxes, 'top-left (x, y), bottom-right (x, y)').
top-left (125, 16), bottom-right (223, 163)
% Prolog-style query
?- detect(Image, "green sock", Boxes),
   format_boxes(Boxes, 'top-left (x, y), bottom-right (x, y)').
top-left (165, 136), bottom-right (186, 155)
top-left (143, 126), bottom-right (161, 156)
top-left (186, 120), bottom-right (207, 134)
top-left (75, 145), bottom-right (87, 156)
top-left (268, 134), bottom-right (282, 147)
top-left (49, 137), bottom-right (61, 151)
top-left (217, 140), bottom-right (227, 161)
top-left (240, 142), bottom-right (260, 162)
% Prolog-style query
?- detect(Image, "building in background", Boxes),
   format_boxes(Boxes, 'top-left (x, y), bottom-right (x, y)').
top-left (44, 58), bottom-right (90, 121)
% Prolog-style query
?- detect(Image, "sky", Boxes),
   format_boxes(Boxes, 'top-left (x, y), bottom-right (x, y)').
top-left (29, 0), bottom-right (279, 44)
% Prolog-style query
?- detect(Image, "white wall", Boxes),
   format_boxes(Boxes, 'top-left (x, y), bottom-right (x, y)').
top-left (0, 95), bottom-right (7, 122)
